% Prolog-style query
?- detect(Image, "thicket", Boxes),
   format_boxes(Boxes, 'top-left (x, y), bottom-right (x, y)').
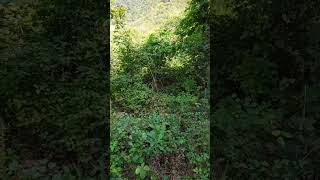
top-left (1, 0), bottom-right (108, 179)
top-left (211, 0), bottom-right (320, 179)
top-left (110, 0), bottom-right (209, 179)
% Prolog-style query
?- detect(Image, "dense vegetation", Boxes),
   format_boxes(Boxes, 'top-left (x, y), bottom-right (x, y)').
top-left (211, 0), bottom-right (320, 179)
top-left (1, 0), bottom-right (107, 179)
top-left (111, 0), bottom-right (188, 39)
top-left (1, 0), bottom-right (319, 179)
top-left (111, 0), bottom-right (209, 179)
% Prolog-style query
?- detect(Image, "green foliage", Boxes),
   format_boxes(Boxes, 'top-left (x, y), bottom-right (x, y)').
top-left (111, 0), bottom-right (209, 179)
top-left (113, 0), bottom-right (189, 34)
top-left (1, 0), bottom-right (107, 178)
top-left (110, 111), bottom-right (209, 179)
top-left (211, 0), bottom-right (320, 179)
top-left (135, 163), bottom-right (153, 179)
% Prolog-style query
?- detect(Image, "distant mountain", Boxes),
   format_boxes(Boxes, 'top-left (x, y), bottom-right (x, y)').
top-left (113, 0), bottom-right (189, 33)
top-left (113, 0), bottom-right (152, 23)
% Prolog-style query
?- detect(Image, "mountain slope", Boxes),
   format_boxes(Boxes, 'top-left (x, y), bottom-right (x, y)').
top-left (113, 0), bottom-right (189, 33)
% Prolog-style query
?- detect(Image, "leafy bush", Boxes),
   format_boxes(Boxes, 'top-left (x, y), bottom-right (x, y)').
top-left (110, 112), bottom-right (209, 179)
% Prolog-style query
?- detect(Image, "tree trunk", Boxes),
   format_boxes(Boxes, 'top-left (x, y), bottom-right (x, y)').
top-left (152, 73), bottom-right (159, 92)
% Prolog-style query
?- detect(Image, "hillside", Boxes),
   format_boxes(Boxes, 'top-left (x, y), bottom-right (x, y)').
top-left (112, 0), bottom-right (189, 34)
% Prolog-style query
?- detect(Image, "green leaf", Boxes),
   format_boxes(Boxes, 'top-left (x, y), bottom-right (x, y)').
top-left (135, 167), bottom-right (141, 175)
top-left (144, 165), bottom-right (150, 171)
